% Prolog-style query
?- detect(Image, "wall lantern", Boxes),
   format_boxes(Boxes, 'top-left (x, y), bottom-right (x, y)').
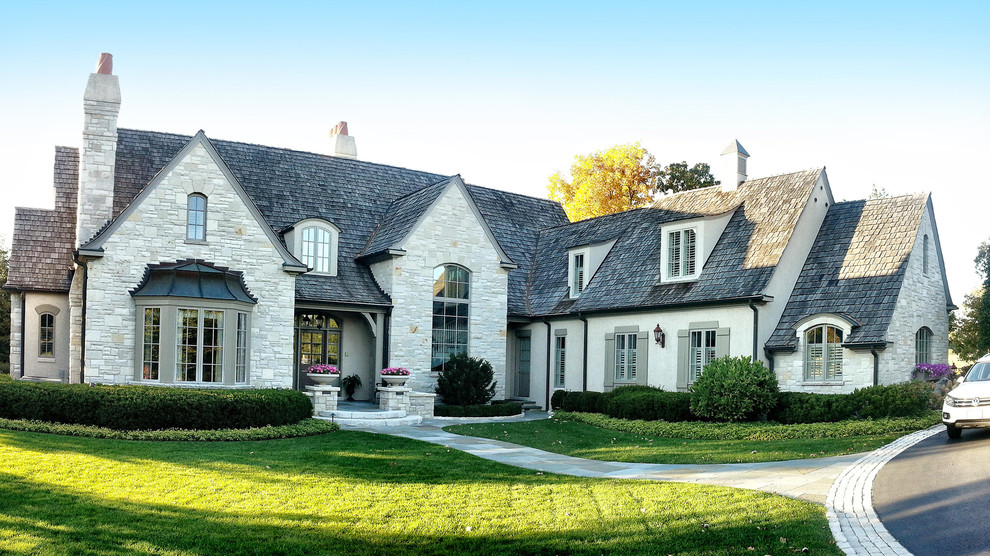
top-left (653, 323), bottom-right (665, 347)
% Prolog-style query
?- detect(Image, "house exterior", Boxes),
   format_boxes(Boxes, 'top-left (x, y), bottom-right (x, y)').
top-left (5, 56), bottom-right (955, 411)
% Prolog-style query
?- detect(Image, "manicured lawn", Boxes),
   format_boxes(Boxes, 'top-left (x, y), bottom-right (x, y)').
top-left (0, 428), bottom-right (840, 555)
top-left (444, 415), bottom-right (938, 464)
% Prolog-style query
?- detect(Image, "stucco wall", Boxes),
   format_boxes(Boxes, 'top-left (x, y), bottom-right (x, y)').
top-left (82, 141), bottom-right (296, 387)
top-left (18, 292), bottom-right (70, 381)
top-left (880, 203), bottom-right (950, 383)
top-left (370, 184), bottom-right (509, 396)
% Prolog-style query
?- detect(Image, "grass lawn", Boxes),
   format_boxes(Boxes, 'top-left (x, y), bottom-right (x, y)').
top-left (443, 417), bottom-right (933, 464)
top-left (0, 427), bottom-right (840, 555)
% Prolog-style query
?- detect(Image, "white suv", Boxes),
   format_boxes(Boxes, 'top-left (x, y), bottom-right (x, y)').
top-left (942, 354), bottom-right (990, 439)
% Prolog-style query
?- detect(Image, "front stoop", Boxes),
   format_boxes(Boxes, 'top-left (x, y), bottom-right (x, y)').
top-left (319, 408), bottom-right (422, 427)
top-left (507, 397), bottom-right (542, 411)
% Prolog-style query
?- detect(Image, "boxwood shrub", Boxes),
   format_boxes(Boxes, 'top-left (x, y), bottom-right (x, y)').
top-left (560, 390), bottom-right (605, 413)
top-left (602, 385), bottom-right (693, 422)
top-left (0, 380), bottom-right (313, 430)
top-left (769, 392), bottom-right (857, 424)
top-left (550, 389), bottom-right (567, 410)
top-left (848, 380), bottom-right (939, 419)
top-left (434, 402), bottom-right (523, 417)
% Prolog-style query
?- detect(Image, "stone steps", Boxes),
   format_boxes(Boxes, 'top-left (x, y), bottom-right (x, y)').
top-left (317, 409), bottom-right (422, 428)
top-left (507, 397), bottom-right (542, 411)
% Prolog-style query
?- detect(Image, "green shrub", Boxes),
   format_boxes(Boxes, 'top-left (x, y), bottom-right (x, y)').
top-left (0, 362), bottom-right (9, 375)
top-left (550, 389), bottom-right (567, 410)
top-left (689, 356), bottom-right (778, 422)
top-left (849, 381), bottom-right (939, 419)
top-left (0, 380), bottom-right (313, 430)
top-left (602, 385), bottom-right (693, 422)
top-left (434, 402), bottom-right (523, 417)
top-left (0, 417), bottom-right (338, 441)
top-left (561, 390), bottom-right (605, 413)
top-left (769, 392), bottom-right (857, 424)
top-left (434, 353), bottom-right (497, 405)
top-left (556, 410), bottom-right (940, 441)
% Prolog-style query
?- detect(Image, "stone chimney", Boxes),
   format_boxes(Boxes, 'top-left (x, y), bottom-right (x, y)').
top-left (720, 139), bottom-right (749, 192)
top-left (76, 53), bottom-right (121, 246)
top-left (329, 121), bottom-right (357, 159)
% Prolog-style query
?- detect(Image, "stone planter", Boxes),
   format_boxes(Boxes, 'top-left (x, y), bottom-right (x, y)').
top-left (307, 373), bottom-right (341, 386)
top-left (382, 375), bottom-right (409, 386)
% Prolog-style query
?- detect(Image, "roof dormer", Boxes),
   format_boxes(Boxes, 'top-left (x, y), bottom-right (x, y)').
top-left (659, 212), bottom-right (734, 284)
top-left (568, 239), bottom-right (617, 298)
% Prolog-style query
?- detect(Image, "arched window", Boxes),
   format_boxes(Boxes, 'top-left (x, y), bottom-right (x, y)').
top-left (301, 226), bottom-right (333, 273)
top-left (916, 327), bottom-right (933, 366)
top-left (431, 264), bottom-right (470, 373)
top-left (187, 194), bottom-right (207, 241)
top-left (39, 313), bottom-right (55, 358)
top-left (805, 325), bottom-right (843, 381)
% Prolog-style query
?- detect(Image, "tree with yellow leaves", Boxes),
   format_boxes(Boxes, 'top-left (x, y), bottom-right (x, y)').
top-left (547, 143), bottom-right (718, 221)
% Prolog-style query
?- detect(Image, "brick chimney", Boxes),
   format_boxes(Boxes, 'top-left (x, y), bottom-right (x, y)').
top-left (720, 139), bottom-right (749, 192)
top-left (329, 121), bottom-right (357, 159)
top-left (76, 53), bottom-right (121, 246)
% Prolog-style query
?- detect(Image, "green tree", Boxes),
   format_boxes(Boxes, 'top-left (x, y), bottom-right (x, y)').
top-left (950, 239), bottom-right (990, 362)
top-left (547, 144), bottom-right (718, 221)
top-left (0, 241), bottom-right (9, 370)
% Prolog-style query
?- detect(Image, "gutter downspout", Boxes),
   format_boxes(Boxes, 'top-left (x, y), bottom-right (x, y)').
top-left (749, 299), bottom-right (759, 361)
top-left (73, 253), bottom-right (88, 384)
top-left (544, 319), bottom-right (552, 410)
top-left (19, 291), bottom-right (26, 379)
top-left (871, 345), bottom-right (879, 386)
top-left (579, 313), bottom-right (589, 392)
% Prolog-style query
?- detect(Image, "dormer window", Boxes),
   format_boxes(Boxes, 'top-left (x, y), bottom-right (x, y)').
top-left (571, 253), bottom-right (585, 297)
top-left (287, 219), bottom-right (340, 276)
top-left (661, 223), bottom-right (702, 282)
top-left (186, 194), bottom-right (207, 242)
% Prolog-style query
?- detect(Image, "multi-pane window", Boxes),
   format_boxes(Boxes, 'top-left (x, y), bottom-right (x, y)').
top-left (571, 253), bottom-right (585, 297)
top-left (667, 228), bottom-right (697, 279)
top-left (142, 308), bottom-right (161, 380)
top-left (176, 308), bottom-right (223, 383)
top-left (554, 336), bottom-right (566, 388)
top-left (294, 312), bottom-right (340, 374)
top-left (301, 226), bottom-right (333, 273)
top-left (186, 194), bottom-right (207, 241)
top-left (39, 313), bottom-right (55, 358)
top-left (689, 329), bottom-right (716, 382)
top-left (915, 327), bottom-right (932, 366)
top-left (236, 313), bottom-right (248, 383)
top-left (431, 265), bottom-right (470, 373)
top-left (615, 333), bottom-right (638, 381)
top-left (805, 325), bottom-right (843, 381)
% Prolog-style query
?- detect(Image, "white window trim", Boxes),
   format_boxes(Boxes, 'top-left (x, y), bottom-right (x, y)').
top-left (289, 218), bottom-right (340, 276)
top-left (568, 248), bottom-right (590, 298)
top-left (795, 315), bottom-right (851, 385)
top-left (660, 222), bottom-right (703, 283)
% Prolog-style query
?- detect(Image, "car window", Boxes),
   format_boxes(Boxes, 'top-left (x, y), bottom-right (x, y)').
top-left (968, 363), bottom-right (990, 382)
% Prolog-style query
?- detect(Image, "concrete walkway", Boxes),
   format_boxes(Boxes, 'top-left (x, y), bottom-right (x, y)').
top-left (345, 412), bottom-right (943, 555)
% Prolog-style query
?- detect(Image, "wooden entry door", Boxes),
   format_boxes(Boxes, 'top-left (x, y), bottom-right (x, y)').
top-left (294, 312), bottom-right (341, 389)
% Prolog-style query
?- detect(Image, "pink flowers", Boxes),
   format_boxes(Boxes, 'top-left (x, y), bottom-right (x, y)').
top-left (306, 364), bottom-right (340, 375)
top-left (381, 367), bottom-right (410, 376)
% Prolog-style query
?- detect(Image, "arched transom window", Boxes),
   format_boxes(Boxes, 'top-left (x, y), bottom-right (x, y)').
top-left (186, 194), bottom-right (207, 241)
top-left (291, 219), bottom-right (339, 276)
top-left (431, 264), bottom-right (470, 373)
top-left (805, 325), bottom-right (843, 381)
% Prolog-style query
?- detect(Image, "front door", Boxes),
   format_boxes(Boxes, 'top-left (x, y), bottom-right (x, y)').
top-left (294, 311), bottom-right (341, 389)
top-left (516, 335), bottom-right (531, 397)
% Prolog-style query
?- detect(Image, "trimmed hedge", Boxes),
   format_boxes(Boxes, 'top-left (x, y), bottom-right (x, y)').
top-left (848, 380), bottom-right (940, 419)
top-left (769, 392), bottom-right (856, 424)
top-left (556, 410), bottom-right (941, 441)
top-left (550, 389), bottom-right (567, 410)
top-left (434, 402), bottom-right (523, 417)
top-left (560, 390), bottom-right (605, 413)
top-left (603, 386), bottom-right (693, 422)
top-left (0, 380), bottom-right (313, 431)
top-left (0, 417), bottom-right (338, 441)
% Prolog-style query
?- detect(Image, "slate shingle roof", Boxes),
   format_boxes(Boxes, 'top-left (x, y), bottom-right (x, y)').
top-left (522, 169), bottom-right (822, 316)
top-left (360, 176), bottom-right (456, 259)
top-left (766, 193), bottom-right (930, 350)
top-left (5, 147), bottom-right (79, 292)
top-left (107, 129), bottom-right (567, 308)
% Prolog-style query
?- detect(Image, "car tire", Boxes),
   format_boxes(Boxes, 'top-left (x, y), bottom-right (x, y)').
top-left (946, 424), bottom-right (962, 439)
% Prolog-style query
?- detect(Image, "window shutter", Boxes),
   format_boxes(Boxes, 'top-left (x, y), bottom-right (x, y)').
top-left (604, 333), bottom-right (615, 390)
top-left (684, 229), bottom-right (696, 276)
top-left (715, 328), bottom-right (730, 359)
top-left (676, 329), bottom-right (689, 391)
top-left (636, 330), bottom-right (649, 385)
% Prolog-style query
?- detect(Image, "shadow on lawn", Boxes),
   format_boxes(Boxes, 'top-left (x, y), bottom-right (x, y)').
top-left (0, 471), bottom-right (837, 555)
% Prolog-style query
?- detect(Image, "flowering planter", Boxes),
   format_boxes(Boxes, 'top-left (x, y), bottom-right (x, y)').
top-left (382, 375), bottom-right (409, 387)
top-left (307, 373), bottom-right (341, 386)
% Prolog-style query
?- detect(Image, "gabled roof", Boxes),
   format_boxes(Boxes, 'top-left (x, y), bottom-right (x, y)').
top-left (104, 129), bottom-right (566, 308)
top-left (766, 193), bottom-right (931, 350)
top-left (521, 169), bottom-right (823, 317)
top-left (4, 147), bottom-right (79, 293)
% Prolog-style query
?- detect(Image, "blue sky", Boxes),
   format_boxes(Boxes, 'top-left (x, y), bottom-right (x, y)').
top-left (1, 1), bottom-right (987, 305)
